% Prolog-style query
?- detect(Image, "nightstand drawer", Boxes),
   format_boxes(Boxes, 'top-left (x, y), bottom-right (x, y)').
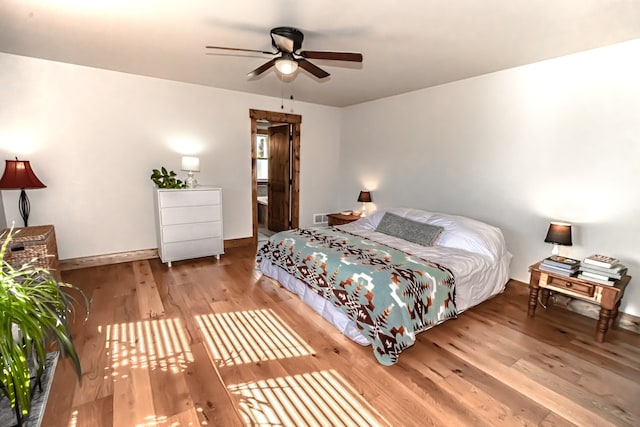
top-left (547, 275), bottom-right (594, 297)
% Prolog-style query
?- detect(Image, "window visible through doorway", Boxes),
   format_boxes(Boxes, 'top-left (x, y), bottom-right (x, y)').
top-left (256, 134), bottom-right (268, 181)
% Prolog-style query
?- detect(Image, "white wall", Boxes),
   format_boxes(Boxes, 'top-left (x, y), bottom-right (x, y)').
top-left (0, 53), bottom-right (342, 259)
top-left (3, 40), bottom-right (638, 316)
top-left (340, 39), bottom-right (640, 316)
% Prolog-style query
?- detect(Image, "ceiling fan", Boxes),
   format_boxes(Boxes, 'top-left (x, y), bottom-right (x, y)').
top-left (206, 26), bottom-right (363, 79)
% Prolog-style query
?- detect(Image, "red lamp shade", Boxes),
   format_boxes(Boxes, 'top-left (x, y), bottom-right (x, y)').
top-left (0, 159), bottom-right (46, 190)
top-left (0, 159), bottom-right (46, 227)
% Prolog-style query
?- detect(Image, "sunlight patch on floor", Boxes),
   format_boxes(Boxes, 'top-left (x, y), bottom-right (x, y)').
top-left (228, 369), bottom-right (388, 427)
top-left (196, 308), bottom-right (315, 367)
top-left (106, 317), bottom-right (194, 375)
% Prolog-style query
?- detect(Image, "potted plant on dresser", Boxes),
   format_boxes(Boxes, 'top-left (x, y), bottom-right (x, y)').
top-left (0, 228), bottom-right (89, 426)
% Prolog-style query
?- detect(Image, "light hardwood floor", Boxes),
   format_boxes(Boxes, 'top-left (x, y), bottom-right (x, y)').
top-left (43, 244), bottom-right (640, 426)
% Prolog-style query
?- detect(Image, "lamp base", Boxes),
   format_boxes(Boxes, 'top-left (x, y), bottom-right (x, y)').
top-left (551, 244), bottom-right (560, 256)
top-left (18, 189), bottom-right (30, 227)
top-left (185, 172), bottom-right (198, 189)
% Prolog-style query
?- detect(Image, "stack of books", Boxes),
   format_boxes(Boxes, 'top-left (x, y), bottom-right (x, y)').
top-left (578, 254), bottom-right (627, 286)
top-left (539, 255), bottom-right (581, 276)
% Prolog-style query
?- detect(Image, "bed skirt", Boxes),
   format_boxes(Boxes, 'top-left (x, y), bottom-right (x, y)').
top-left (258, 259), bottom-right (370, 346)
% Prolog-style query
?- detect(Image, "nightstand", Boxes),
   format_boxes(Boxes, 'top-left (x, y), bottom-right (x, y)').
top-left (528, 261), bottom-right (631, 342)
top-left (327, 213), bottom-right (361, 226)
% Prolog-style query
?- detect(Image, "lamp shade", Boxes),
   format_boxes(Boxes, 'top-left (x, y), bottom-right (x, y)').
top-left (357, 191), bottom-right (372, 203)
top-left (544, 222), bottom-right (572, 246)
top-left (0, 159), bottom-right (46, 189)
top-left (181, 156), bottom-right (200, 172)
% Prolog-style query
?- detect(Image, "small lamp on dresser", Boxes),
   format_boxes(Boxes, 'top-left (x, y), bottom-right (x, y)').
top-left (544, 221), bottom-right (572, 255)
top-left (181, 156), bottom-right (200, 188)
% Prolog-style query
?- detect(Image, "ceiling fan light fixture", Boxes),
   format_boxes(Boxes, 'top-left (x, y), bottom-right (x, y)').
top-left (275, 58), bottom-right (298, 75)
top-left (207, 27), bottom-right (361, 79)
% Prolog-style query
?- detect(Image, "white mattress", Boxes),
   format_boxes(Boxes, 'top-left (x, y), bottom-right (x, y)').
top-left (258, 208), bottom-right (512, 346)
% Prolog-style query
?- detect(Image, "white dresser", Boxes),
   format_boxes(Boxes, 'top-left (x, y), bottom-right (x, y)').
top-left (154, 187), bottom-right (223, 266)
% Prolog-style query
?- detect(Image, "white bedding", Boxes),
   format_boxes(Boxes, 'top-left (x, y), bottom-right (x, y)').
top-left (258, 208), bottom-right (512, 346)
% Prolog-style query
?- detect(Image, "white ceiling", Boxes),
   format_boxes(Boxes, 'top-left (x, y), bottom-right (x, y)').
top-left (2, 0), bottom-right (640, 107)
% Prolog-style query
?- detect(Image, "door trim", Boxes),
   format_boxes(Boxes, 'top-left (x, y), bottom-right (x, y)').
top-left (249, 109), bottom-right (301, 242)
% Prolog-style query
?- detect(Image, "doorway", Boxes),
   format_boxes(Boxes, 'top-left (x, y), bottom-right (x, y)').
top-left (250, 109), bottom-right (301, 243)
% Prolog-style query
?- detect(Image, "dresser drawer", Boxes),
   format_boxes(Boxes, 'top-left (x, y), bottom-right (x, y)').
top-left (161, 205), bottom-right (221, 225)
top-left (161, 238), bottom-right (223, 262)
top-left (162, 222), bottom-right (222, 243)
top-left (547, 275), bottom-right (595, 297)
top-left (159, 189), bottom-right (221, 208)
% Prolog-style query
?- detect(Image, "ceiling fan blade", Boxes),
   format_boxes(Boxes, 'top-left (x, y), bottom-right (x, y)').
top-left (206, 45), bottom-right (275, 55)
top-left (299, 51), bottom-right (363, 62)
top-left (248, 58), bottom-right (277, 78)
top-left (297, 59), bottom-right (330, 79)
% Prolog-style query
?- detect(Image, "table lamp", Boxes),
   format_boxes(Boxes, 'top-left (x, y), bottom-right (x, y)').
top-left (357, 191), bottom-right (372, 217)
top-left (0, 158), bottom-right (47, 227)
top-left (544, 222), bottom-right (572, 255)
top-left (181, 156), bottom-right (200, 188)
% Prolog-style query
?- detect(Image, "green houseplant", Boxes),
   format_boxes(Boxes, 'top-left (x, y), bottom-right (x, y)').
top-left (150, 167), bottom-right (186, 189)
top-left (0, 229), bottom-right (89, 423)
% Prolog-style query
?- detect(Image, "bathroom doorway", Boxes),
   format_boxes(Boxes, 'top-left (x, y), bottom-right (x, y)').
top-left (249, 109), bottom-right (301, 243)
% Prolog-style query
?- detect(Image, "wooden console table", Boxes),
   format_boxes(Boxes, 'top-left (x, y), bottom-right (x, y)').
top-left (528, 261), bottom-right (630, 342)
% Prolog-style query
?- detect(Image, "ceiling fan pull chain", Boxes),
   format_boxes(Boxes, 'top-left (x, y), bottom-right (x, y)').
top-left (287, 79), bottom-right (294, 112)
top-left (281, 80), bottom-right (285, 110)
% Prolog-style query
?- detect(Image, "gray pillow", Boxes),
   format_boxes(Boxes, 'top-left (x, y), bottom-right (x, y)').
top-left (376, 212), bottom-right (444, 246)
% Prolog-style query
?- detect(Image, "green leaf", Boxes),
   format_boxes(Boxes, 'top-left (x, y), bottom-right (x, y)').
top-left (150, 166), bottom-right (185, 188)
top-left (0, 227), bottom-right (90, 419)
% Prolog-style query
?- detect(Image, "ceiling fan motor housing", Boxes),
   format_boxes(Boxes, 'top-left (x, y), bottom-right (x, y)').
top-left (271, 27), bottom-right (304, 52)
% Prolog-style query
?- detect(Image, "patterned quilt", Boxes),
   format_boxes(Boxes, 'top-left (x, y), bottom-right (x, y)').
top-left (256, 227), bottom-right (456, 365)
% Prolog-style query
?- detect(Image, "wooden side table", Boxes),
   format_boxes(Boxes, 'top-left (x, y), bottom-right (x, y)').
top-left (528, 261), bottom-right (631, 342)
top-left (327, 213), bottom-right (361, 226)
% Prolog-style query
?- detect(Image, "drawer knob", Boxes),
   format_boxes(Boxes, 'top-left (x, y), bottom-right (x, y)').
top-left (566, 283), bottom-right (572, 288)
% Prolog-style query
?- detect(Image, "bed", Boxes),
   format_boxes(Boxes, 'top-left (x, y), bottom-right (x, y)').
top-left (256, 208), bottom-right (512, 365)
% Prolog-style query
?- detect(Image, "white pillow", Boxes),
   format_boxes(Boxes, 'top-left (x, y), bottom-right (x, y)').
top-left (356, 208), bottom-right (505, 261)
top-left (426, 213), bottom-right (505, 261)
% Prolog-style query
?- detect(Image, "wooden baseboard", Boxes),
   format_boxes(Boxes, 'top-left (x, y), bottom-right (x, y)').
top-left (224, 236), bottom-right (255, 249)
top-left (59, 238), bottom-right (257, 271)
top-left (59, 248), bottom-right (159, 271)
